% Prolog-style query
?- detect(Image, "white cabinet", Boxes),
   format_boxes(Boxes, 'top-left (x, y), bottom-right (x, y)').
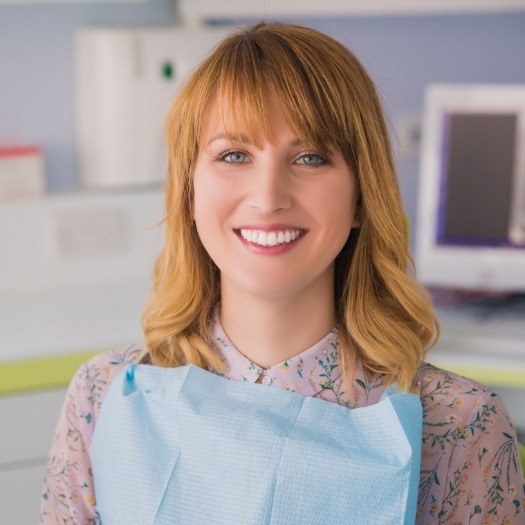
top-left (0, 389), bottom-right (66, 525)
top-left (0, 465), bottom-right (49, 525)
top-left (0, 189), bottom-right (163, 363)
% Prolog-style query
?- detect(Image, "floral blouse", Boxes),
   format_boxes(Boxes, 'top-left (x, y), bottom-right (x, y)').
top-left (41, 312), bottom-right (524, 524)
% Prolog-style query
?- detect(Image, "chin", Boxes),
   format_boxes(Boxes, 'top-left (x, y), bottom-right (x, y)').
top-left (227, 273), bottom-right (316, 301)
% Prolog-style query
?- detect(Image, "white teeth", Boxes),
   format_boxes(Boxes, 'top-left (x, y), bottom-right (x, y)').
top-left (239, 228), bottom-right (303, 247)
top-left (257, 231), bottom-right (268, 246)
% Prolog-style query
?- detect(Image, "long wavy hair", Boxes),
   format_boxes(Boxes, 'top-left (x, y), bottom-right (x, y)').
top-left (141, 21), bottom-right (439, 392)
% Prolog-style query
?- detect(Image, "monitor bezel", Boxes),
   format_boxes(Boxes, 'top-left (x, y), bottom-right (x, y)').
top-left (415, 84), bottom-right (525, 292)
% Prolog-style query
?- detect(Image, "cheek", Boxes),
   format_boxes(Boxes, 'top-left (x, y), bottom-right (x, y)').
top-left (193, 170), bottom-right (216, 248)
top-left (314, 176), bottom-right (358, 233)
top-left (193, 165), bottom-right (220, 217)
top-left (194, 187), bottom-right (230, 229)
top-left (193, 170), bottom-right (237, 266)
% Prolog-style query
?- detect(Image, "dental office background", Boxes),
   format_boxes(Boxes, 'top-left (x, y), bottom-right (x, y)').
top-left (1, 1), bottom-right (524, 523)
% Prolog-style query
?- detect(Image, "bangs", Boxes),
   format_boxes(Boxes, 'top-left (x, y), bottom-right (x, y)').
top-left (195, 26), bottom-right (358, 163)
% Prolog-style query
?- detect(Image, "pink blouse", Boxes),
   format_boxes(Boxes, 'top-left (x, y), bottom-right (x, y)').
top-left (41, 312), bottom-right (524, 524)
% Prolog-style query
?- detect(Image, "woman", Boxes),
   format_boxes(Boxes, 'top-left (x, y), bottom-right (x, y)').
top-left (41, 22), bottom-right (524, 524)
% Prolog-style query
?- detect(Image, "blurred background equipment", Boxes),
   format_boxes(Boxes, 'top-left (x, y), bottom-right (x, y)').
top-left (416, 84), bottom-right (525, 292)
top-left (76, 26), bottom-right (230, 189)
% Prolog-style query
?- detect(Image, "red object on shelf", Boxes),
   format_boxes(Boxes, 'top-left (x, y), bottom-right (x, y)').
top-left (0, 146), bottom-right (42, 158)
top-left (0, 145), bottom-right (46, 202)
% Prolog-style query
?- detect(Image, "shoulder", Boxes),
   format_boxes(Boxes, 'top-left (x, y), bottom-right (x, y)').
top-left (416, 361), bottom-right (507, 426)
top-left (78, 341), bottom-right (145, 376)
top-left (68, 342), bottom-right (145, 422)
top-left (415, 363), bottom-right (524, 522)
top-left (417, 360), bottom-right (493, 404)
top-left (416, 361), bottom-right (516, 450)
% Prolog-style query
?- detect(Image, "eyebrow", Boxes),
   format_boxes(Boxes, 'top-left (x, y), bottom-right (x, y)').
top-left (206, 132), bottom-right (307, 148)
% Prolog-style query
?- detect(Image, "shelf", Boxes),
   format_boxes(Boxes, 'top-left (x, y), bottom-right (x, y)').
top-left (179, 0), bottom-right (525, 20)
top-left (427, 304), bottom-right (525, 388)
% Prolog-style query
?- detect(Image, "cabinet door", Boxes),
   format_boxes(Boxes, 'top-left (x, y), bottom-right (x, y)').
top-left (0, 463), bottom-right (47, 525)
top-left (0, 389), bottom-right (66, 464)
top-left (0, 388), bottom-right (66, 523)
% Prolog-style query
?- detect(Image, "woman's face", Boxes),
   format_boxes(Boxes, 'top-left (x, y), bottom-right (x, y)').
top-left (193, 96), bottom-right (360, 302)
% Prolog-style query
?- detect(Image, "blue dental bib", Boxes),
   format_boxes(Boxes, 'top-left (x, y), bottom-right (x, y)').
top-left (90, 363), bottom-right (422, 524)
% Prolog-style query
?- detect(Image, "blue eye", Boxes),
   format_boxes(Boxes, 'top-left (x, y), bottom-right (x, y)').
top-left (219, 150), bottom-right (248, 164)
top-left (296, 153), bottom-right (326, 167)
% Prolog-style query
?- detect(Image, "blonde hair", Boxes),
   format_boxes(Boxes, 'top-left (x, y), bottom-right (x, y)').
top-left (141, 22), bottom-right (439, 392)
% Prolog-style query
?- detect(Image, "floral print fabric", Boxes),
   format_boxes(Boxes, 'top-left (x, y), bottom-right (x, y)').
top-left (41, 314), bottom-right (524, 524)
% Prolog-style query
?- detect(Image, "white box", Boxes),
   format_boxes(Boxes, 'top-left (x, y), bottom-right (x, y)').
top-left (76, 25), bottom-right (231, 189)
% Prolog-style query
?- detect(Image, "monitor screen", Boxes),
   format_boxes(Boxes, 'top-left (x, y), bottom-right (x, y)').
top-left (438, 112), bottom-right (521, 247)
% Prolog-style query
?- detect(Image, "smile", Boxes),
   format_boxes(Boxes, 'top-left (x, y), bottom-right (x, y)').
top-left (239, 228), bottom-right (304, 247)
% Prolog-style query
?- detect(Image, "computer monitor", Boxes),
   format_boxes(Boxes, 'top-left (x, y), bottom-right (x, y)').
top-left (415, 84), bottom-right (525, 292)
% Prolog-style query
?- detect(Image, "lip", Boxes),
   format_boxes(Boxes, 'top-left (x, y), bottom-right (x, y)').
top-left (234, 227), bottom-right (307, 256)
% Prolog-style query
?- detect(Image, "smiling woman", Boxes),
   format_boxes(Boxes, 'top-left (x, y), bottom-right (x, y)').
top-left (144, 21), bottom-right (434, 391)
top-left (40, 22), bottom-right (524, 525)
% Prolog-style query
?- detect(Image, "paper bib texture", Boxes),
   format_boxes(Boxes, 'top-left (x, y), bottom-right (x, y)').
top-left (91, 364), bottom-right (422, 524)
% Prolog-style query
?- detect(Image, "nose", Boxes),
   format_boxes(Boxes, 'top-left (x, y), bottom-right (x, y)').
top-left (248, 160), bottom-right (292, 215)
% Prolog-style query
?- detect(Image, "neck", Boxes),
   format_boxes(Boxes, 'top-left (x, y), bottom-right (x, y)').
top-left (219, 274), bottom-right (337, 369)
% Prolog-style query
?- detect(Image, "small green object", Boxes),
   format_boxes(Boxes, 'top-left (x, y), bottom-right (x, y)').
top-left (404, 213), bottom-right (410, 242)
top-left (435, 363), bottom-right (525, 389)
top-left (0, 348), bottom-right (110, 395)
top-left (162, 61), bottom-right (174, 80)
top-left (520, 443), bottom-right (525, 477)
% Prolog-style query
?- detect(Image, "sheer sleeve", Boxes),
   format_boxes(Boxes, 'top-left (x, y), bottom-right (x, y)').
top-left (437, 390), bottom-right (524, 524)
top-left (39, 362), bottom-right (100, 524)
